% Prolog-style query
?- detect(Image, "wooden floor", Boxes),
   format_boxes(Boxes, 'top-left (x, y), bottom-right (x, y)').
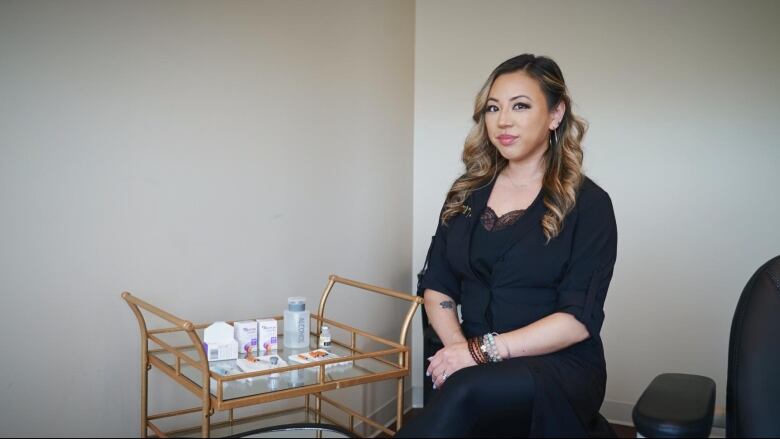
top-left (379, 409), bottom-right (636, 438)
top-left (611, 422), bottom-right (637, 438)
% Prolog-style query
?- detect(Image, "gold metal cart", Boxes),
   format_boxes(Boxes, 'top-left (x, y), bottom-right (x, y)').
top-left (123, 275), bottom-right (423, 438)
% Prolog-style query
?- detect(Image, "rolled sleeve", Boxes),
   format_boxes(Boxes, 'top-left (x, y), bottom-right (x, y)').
top-left (419, 217), bottom-right (462, 304)
top-left (556, 191), bottom-right (618, 338)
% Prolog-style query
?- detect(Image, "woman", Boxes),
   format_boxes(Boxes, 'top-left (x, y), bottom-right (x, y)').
top-left (398, 54), bottom-right (618, 437)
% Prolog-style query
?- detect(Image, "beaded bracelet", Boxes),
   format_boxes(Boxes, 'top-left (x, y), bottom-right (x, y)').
top-left (478, 335), bottom-right (494, 363)
top-left (470, 337), bottom-right (486, 364)
top-left (468, 336), bottom-right (488, 365)
top-left (478, 336), bottom-right (488, 362)
top-left (485, 333), bottom-right (496, 362)
top-left (482, 332), bottom-right (503, 363)
top-left (485, 333), bottom-right (498, 363)
top-left (467, 337), bottom-right (479, 364)
top-left (477, 337), bottom-right (489, 363)
top-left (467, 338), bottom-right (478, 364)
top-left (492, 332), bottom-right (501, 361)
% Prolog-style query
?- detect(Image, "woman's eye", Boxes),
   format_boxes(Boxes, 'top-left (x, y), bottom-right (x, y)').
top-left (484, 105), bottom-right (499, 113)
top-left (513, 102), bottom-right (530, 110)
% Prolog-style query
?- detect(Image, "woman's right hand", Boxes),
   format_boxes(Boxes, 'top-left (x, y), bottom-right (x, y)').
top-left (427, 341), bottom-right (476, 389)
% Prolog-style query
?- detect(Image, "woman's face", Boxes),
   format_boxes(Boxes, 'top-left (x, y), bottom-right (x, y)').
top-left (484, 71), bottom-right (563, 164)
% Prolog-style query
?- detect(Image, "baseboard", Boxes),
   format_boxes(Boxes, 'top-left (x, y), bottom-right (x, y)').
top-left (369, 406), bottom-right (414, 438)
top-left (412, 386), bottom-right (424, 408)
top-left (600, 399), bottom-right (635, 426)
top-left (350, 386), bottom-right (412, 437)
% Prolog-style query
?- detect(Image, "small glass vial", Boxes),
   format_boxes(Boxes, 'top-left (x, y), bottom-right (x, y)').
top-left (319, 325), bottom-right (332, 351)
top-left (267, 375), bottom-right (279, 390)
top-left (268, 355), bottom-right (280, 378)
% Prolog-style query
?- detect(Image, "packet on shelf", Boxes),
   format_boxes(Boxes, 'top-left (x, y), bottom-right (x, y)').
top-left (210, 362), bottom-right (242, 377)
top-left (203, 321), bottom-right (238, 362)
top-left (288, 349), bottom-right (351, 369)
top-left (236, 354), bottom-right (288, 378)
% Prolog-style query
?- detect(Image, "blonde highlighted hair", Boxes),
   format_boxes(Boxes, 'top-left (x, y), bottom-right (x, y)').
top-left (441, 54), bottom-right (587, 242)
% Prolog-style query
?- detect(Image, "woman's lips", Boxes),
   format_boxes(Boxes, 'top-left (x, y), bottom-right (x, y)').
top-left (497, 135), bottom-right (518, 146)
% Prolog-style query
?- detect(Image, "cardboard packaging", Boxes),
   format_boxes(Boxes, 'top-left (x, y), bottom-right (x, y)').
top-left (203, 321), bottom-right (238, 362)
top-left (288, 348), bottom-right (351, 369)
top-left (257, 318), bottom-right (278, 352)
top-left (234, 320), bottom-right (258, 355)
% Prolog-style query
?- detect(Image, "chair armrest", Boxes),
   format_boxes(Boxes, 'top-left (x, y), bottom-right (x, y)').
top-left (632, 373), bottom-right (716, 438)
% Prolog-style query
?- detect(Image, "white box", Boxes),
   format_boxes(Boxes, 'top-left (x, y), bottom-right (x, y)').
top-left (203, 321), bottom-right (238, 362)
top-left (257, 318), bottom-right (278, 352)
top-left (234, 320), bottom-right (258, 355)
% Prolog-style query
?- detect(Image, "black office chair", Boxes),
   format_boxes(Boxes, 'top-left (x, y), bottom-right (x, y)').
top-left (633, 255), bottom-right (780, 437)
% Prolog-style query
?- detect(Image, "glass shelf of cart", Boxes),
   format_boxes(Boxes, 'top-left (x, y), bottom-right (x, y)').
top-left (149, 331), bottom-right (399, 401)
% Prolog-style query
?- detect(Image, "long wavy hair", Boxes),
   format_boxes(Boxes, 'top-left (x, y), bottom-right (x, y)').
top-left (441, 54), bottom-right (587, 242)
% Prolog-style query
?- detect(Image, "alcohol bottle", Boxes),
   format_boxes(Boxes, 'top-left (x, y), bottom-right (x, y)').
top-left (283, 296), bottom-right (310, 348)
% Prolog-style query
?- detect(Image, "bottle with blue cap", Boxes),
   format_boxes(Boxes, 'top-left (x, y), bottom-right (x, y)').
top-left (283, 296), bottom-right (310, 348)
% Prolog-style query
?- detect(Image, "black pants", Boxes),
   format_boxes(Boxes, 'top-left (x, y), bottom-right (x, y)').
top-left (397, 358), bottom-right (535, 438)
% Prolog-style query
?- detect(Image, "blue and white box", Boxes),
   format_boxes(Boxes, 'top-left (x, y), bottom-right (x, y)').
top-left (234, 320), bottom-right (259, 355)
top-left (257, 318), bottom-right (278, 352)
top-left (203, 321), bottom-right (238, 362)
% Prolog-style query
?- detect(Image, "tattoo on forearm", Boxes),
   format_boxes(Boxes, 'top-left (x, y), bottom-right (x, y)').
top-left (439, 300), bottom-right (454, 310)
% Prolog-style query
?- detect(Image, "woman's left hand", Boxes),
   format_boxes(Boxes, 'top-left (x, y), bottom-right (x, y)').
top-left (426, 341), bottom-right (476, 389)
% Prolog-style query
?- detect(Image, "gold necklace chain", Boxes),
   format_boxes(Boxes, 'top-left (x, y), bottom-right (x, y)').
top-left (503, 169), bottom-right (543, 190)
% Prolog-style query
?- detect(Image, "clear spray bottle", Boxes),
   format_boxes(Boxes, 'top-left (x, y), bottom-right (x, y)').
top-left (283, 297), bottom-right (310, 349)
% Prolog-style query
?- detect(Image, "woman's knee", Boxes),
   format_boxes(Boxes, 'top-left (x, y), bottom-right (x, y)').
top-left (436, 367), bottom-right (479, 404)
top-left (444, 362), bottom-right (535, 405)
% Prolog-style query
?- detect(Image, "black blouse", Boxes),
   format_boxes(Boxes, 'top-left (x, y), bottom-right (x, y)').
top-left (471, 206), bottom-right (526, 328)
top-left (419, 176), bottom-right (618, 437)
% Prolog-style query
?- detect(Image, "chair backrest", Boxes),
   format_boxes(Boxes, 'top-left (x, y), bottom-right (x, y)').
top-left (727, 255), bottom-right (780, 437)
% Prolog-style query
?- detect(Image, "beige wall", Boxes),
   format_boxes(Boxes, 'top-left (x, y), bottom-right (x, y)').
top-left (4, 0), bottom-right (780, 434)
top-left (412, 0), bottom-right (780, 425)
top-left (0, 0), bottom-right (414, 436)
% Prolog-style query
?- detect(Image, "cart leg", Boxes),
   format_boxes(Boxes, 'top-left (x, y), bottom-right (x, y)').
top-left (315, 392), bottom-right (322, 423)
top-left (201, 387), bottom-right (211, 438)
top-left (141, 362), bottom-right (149, 438)
top-left (315, 393), bottom-right (323, 439)
top-left (201, 407), bottom-right (210, 438)
top-left (396, 377), bottom-right (404, 432)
